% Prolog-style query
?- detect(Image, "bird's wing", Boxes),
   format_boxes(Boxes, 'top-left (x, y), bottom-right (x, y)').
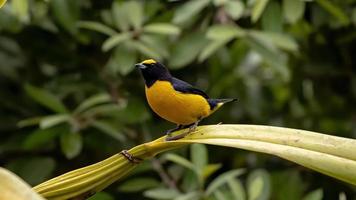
top-left (171, 77), bottom-right (209, 99)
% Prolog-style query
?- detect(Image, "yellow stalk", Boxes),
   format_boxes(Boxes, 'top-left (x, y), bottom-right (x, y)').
top-left (0, 0), bottom-right (6, 8)
top-left (34, 125), bottom-right (356, 200)
top-left (0, 167), bottom-right (45, 200)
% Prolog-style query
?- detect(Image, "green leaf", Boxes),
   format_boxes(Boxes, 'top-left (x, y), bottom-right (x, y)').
top-left (50, 0), bottom-right (79, 34)
top-left (202, 163), bottom-right (222, 180)
top-left (81, 104), bottom-right (122, 118)
top-left (0, 5), bottom-right (23, 33)
top-left (272, 170), bottom-right (304, 200)
top-left (102, 33), bottom-right (131, 52)
top-left (206, 25), bottom-right (245, 40)
top-left (205, 169), bottom-right (245, 195)
top-left (125, 1), bottom-right (143, 30)
top-left (143, 23), bottom-right (181, 35)
top-left (17, 116), bottom-right (43, 128)
top-left (164, 153), bottom-right (196, 172)
top-left (74, 93), bottom-right (112, 114)
top-left (144, 188), bottom-right (180, 199)
top-left (169, 32), bottom-right (208, 69)
top-left (181, 170), bottom-right (199, 193)
top-left (173, 0), bottom-right (210, 25)
top-left (198, 25), bottom-right (246, 62)
top-left (111, 1), bottom-right (129, 31)
top-left (174, 191), bottom-right (200, 200)
top-left (106, 46), bottom-right (136, 75)
top-left (245, 32), bottom-right (289, 81)
top-left (101, 10), bottom-right (114, 27)
top-left (91, 120), bottom-right (126, 142)
top-left (131, 40), bottom-right (162, 59)
top-left (352, 7), bottom-right (356, 26)
top-left (251, 0), bottom-right (269, 23)
top-left (228, 179), bottom-right (246, 200)
top-left (39, 114), bottom-right (70, 129)
top-left (248, 176), bottom-right (263, 200)
top-left (283, 0), bottom-right (305, 23)
top-left (250, 31), bottom-right (298, 52)
top-left (118, 177), bottom-right (160, 192)
top-left (110, 1), bottom-right (143, 31)
top-left (224, 0), bottom-right (244, 20)
top-left (23, 128), bottom-right (60, 150)
top-left (246, 31), bottom-right (279, 54)
top-left (213, 0), bottom-right (228, 6)
top-left (315, 0), bottom-right (350, 26)
top-left (60, 132), bottom-right (82, 159)
top-left (261, 1), bottom-right (283, 32)
top-left (198, 39), bottom-right (229, 62)
top-left (213, 189), bottom-right (229, 200)
top-left (77, 21), bottom-right (117, 36)
top-left (24, 84), bottom-right (68, 113)
top-left (303, 189), bottom-right (323, 200)
top-left (247, 169), bottom-right (271, 200)
top-left (6, 157), bottom-right (56, 185)
top-left (11, 0), bottom-right (29, 23)
top-left (191, 144), bottom-right (208, 171)
top-left (140, 34), bottom-right (169, 58)
top-left (339, 192), bottom-right (346, 200)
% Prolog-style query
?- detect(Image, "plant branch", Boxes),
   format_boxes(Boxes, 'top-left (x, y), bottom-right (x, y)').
top-left (34, 125), bottom-right (356, 200)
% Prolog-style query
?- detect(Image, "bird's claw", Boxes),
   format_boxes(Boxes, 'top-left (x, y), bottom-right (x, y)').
top-left (165, 131), bottom-right (190, 141)
top-left (165, 121), bottom-right (200, 141)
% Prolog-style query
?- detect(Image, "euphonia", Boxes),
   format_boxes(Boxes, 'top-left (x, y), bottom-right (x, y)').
top-left (135, 59), bottom-right (237, 140)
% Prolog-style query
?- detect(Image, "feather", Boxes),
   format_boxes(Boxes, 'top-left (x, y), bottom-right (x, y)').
top-left (171, 77), bottom-right (209, 99)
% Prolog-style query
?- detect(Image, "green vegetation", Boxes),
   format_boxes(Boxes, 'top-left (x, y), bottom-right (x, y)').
top-left (0, 0), bottom-right (355, 199)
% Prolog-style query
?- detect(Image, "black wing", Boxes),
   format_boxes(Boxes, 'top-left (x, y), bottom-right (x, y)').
top-left (171, 77), bottom-right (209, 99)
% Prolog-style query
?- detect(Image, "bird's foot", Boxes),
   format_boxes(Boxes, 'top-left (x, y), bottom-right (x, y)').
top-left (166, 120), bottom-right (200, 141)
top-left (120, 150), bottom-right (142, 164)
top-left (165, 132), bottom-right (188, 141)
top-left (165, 125), bottom-right (183, 138)
top-left (188, 121), bottom-right (199, 132)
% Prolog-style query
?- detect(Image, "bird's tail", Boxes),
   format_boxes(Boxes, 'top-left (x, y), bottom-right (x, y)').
top-left (208, 98), bottom-right (237, 113)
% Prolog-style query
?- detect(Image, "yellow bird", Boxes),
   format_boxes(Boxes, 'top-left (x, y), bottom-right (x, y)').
top-left (136, 59), bottom-right (237, 140)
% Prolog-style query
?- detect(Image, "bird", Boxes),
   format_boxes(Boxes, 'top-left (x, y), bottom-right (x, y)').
top-left (135, 59), bottom-right (237, 140)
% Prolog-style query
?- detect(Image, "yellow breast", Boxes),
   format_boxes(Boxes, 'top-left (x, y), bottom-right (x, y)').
top-left (145, 80), bottom-right (211, 125)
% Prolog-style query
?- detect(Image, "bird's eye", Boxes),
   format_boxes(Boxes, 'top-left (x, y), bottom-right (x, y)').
top-left (146, 64), bottom-right (155, 68)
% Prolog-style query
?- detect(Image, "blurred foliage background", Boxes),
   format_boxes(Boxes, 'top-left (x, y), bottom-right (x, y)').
top-left (0, 0), bottom-right (355, 199)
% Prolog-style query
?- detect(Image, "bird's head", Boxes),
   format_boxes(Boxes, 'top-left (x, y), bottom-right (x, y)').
top-left (135, 59), bottom-right (171, 87)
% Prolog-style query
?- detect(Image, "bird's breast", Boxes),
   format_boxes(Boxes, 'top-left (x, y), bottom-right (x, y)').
top-left (145, 80), bottom-right (210, 125)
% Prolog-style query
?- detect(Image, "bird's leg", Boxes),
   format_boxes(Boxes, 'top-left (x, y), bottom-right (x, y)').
top-left (166, 120), bottom-right (201, 141)
top-left (120, 150), bottom-right (142, 164)
top-left (165, 124), bottom-right (183, 137)
top-left (187, 119), bottom-right (200, 133)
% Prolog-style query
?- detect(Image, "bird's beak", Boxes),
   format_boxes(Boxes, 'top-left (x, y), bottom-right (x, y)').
top-left (135, 63), bottom-right (147, 69)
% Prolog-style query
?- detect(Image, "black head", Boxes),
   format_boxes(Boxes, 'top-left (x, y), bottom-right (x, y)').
top-left (135, 59), bottom-right (171, 87)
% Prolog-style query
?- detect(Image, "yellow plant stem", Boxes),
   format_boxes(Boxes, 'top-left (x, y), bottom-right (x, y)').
top-left (34, 125), bottom-right (356, 200)
top-left (0, 167), bottom-right (45, 200)
top-left (0, 0), bottom-right (6, 8)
